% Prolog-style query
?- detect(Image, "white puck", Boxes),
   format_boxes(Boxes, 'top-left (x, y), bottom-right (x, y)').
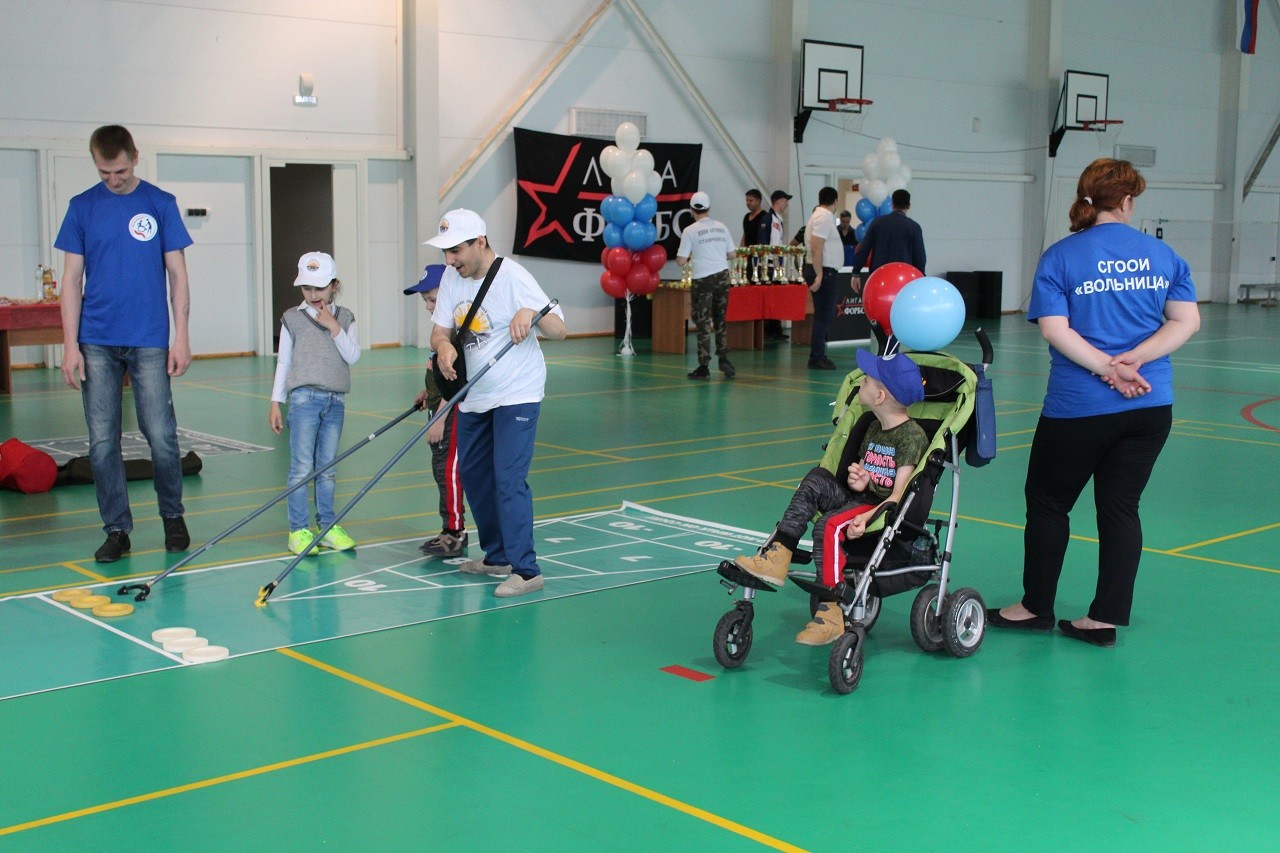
top-left (151, 627), bottom-right (197, 643)
top-left (183, 645), bottom-right (230, 663)
top-left (163, 636), bottom-right (209, 653)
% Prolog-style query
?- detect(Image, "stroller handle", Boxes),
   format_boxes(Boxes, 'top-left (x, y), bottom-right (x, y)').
top-left (975, 327), bottom-right (993, 367)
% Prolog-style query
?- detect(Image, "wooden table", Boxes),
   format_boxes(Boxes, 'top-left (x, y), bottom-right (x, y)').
top-left (650, 284), bottom-right (809, 355)
top-left (0, 302), bottom-right (62, 393)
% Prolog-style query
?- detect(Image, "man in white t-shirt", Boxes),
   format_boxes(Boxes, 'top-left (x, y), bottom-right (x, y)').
top-left (676, 191), bottom-right (737, 380)
top-left (805, 186), bottom-right (844, 370)
top-left (428, 208), bottom-right (566, 597)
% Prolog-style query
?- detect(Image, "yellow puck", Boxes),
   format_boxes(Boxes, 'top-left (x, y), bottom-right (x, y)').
top-left (52, 588), bottom-right (94, 602)
top-left (92, 602), bottom-right (135, 618)
top-left (69, 594), bottom-right (112, 609)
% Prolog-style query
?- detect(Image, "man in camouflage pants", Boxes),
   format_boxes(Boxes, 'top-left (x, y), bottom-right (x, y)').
top-left (677, 191), bottom-right (738, 380)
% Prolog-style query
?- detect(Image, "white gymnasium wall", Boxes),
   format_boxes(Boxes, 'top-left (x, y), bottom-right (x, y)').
top-left (0, 148), bottom-right (44, 365)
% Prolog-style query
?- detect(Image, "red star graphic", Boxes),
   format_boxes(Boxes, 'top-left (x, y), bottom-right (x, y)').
top-left (517, 142), bottom-right (580, 247)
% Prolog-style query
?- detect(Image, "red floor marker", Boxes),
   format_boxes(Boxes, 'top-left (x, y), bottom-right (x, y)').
top-left (660, 664), bottom-right (714, 682)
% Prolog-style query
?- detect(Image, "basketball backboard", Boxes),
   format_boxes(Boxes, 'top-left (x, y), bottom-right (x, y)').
top-left (800, 39), bottom-right (864, 112)
top-left (1049, 70), bottom-right (1113, 157)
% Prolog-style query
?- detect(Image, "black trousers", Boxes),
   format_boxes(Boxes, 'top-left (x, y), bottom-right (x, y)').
top-left (1022, 406), bottom-right (1172, 626)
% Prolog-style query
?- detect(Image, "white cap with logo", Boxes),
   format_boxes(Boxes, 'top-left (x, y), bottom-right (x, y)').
top-left (425, 209), bottom-right (487, 249)
top-left (690, 191), bottom-right (710, 211)
top-left (294, 251), bottom-right (337, 287)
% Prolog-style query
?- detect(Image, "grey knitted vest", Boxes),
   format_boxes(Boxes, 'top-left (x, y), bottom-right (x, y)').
top-left (281, 305), bottom-right (355, 395)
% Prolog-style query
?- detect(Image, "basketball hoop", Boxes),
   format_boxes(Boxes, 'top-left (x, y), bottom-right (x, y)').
top-left (1080, 119), bottom-right (1124, 152)
top-left (824, 98), bottom-right (872, 134)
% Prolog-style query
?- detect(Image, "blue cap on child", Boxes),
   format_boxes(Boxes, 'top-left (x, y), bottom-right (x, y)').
top-left (404, 263), bottom-right (446, 295)
top-left (856, 349), bottom-right (925, 406)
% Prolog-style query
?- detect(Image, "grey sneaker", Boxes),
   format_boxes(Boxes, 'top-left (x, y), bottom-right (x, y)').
top-left (458, 558), bottom-right (511, 577)
top-left (494, 573), bottom-right (544, 597)
top-left (419, 530), bottom-right (469, 558)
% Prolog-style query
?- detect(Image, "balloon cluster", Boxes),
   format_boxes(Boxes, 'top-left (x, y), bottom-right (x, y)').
top-left (862, 262), bottom-right (965, 353)
top-left (598, 122), bottom-right (666, 299)
top-left (852, 137), bottom-right (912, 243)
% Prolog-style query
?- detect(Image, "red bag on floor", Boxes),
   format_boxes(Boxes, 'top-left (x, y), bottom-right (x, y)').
top-left (0, 438), bottom-right (58, 494)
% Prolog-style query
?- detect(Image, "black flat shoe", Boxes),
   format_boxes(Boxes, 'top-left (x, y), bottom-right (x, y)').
top-left (985, 608), bottom-right (1054, 631)
top-left (1057, 619), bottom-right (1116, 647)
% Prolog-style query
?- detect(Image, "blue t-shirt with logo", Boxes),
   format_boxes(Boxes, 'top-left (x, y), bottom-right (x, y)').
top-left (55, 180), bottom-right (193, 348)
top-left (1028, 222), bottom-right (1196, 417)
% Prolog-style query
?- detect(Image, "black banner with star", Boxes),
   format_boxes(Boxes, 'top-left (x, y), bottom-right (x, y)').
top-left (512, 127), bottom-right (702, 263)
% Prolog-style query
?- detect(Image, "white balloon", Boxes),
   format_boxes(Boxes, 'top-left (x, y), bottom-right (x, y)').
top-left (885, 174), bottom-right (907, 193)
top-left (863, 179), bottom-right (889, 207)
top-left (601, 145), bottom-right (630, 180)
top-left (898, 165), bottom-right (912, 186)
top-left (621, 169), bottom-right (648, 204)
top-left (878, 149), bottom-right (902, 179)
top-left (611, 176), bottom-right (624, 196)
top-left (861, 152), bottom-right (881, 182)
top-left (615, 122), bottom-right (641, 153)
top-left (876, 136), bottom-right (898, 155)
top-left (645, 169), bottom-right (663, 196)
top-left (630, 148), bottom-right (654, 175)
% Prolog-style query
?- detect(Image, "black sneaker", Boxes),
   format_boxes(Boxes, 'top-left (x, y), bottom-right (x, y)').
top-left (95, 531), bottom-right (131, 563)
top-left (418, 530), bottom-right (469, 558)
top-left (807, 358), bottom-right (837, 370)
top-left (687, 365), bottom-right (710, 380)
top-left (163, 516), bottom-right (190, 552)
top-left (718, 358), bottom-right (736, 379)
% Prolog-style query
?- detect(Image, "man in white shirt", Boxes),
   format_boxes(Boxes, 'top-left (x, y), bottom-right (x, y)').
top-left (676, 191), bottom-right (737, 379)
top-left (428, 208), bottom-right (567, 597)
top-left (805, 186), bottom-right (844, 370)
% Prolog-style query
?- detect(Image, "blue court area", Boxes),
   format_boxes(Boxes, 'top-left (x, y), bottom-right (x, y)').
top-left (0, 503), bottom-right (767, 701)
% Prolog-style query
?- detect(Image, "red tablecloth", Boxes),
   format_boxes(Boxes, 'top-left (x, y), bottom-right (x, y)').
top-left (724, 287), bottom-right (763, 322)
top-left (761, 284), bottom-right (808, 321)
top-left (0, 302), bottom-right (62, 331)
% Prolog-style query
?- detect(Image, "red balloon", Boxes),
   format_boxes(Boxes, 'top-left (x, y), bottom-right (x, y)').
top-left (862, 262), bottom-right (923, 334)
top-left (600, 270), bottom-right (627, 299)
top-left (640, 244), bottom-right (668, 273)
top-left (605, 246), bottom-right (633, 276)
top-left (624, 264), bottom-right (653, 295)
top-left (601, 247), bottom-right (610, 267)
top-left (629, 268), bottom-right (660, 297)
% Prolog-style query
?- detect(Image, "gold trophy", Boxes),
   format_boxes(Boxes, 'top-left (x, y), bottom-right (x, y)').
top-left (750, 246), bottom-right (762, 283)
top-left (680, 261), bottom-right (693, 289)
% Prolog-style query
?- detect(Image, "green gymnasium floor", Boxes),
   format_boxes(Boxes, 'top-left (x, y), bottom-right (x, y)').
top-left (1, 304), bottom-right (1277, 850)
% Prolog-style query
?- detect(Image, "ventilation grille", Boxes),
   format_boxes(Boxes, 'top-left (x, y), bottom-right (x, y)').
top-left (569, 108), bottom-right (647, 140)
top-left (1115, 144), bottom-right (1156, 168)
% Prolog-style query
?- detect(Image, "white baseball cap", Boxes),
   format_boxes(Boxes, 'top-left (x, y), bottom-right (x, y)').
top-left (690, 191), bottom-right (711, 211)
top-left (425, 208), bottom-right (487, 249)
top-left (294, 251), bottom-right (337, 287)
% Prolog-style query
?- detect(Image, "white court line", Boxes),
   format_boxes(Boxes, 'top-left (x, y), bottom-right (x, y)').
top-left (40, 596), bottom-right (189, 664)
top-left (272, 556), bottom-right (430, 601)
top-left (383, 568), bottom-right (444, 588)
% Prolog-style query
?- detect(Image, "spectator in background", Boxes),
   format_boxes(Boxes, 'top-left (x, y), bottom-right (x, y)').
top-left (852, 189), bottom-right (925, 277)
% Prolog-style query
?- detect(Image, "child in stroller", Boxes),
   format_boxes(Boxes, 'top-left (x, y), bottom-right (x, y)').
top-left (733, 349), bottom-right (929, 644)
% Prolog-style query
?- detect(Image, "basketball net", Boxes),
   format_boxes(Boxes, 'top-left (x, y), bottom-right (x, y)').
top-left (826, 98), bottom-right (872, 135)
top-left (1083, 119), bottom-right (1124, 152)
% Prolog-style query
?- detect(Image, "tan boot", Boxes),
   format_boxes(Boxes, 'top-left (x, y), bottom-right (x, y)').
top-left (733, 542), bottom-right (792, 587)
top-left (795, 602), bottom-right (846, 646)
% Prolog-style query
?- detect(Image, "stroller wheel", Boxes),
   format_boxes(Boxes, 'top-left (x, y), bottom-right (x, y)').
top-left (713, 607), bottom-right (754, 668)
top-left (941, 587), bottom-right (986, 658)
top-left (828, 632), bottom-right (864, 694)
top-left (910, 584), bottom-right (946, 652)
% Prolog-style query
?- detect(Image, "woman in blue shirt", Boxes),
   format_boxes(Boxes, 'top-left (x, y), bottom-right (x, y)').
top-left (988, 159), bottom-right (1200, 646)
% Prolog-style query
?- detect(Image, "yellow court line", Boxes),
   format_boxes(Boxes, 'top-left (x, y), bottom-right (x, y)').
top-left (277, 648), bottom-right (808, 853)
top-left (61, 562), bottom-right (108, 582)
top-left (0, 722), bottom-right (460, 838)
top-left (1166, 520), bottom-right (1280, 554)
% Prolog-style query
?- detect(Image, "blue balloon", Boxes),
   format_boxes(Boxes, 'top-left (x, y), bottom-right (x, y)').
top-left (633, 194), bottom-right (658, 223)
top-left (643, 222), bottom-right (657, 246)
top-left (623, 221), bottom-right (651, 251)
top-left (855, 198), bottom-right (876, 223)
top-left (878, 197), bottom-right (894, 217)
top-left (855, 222), bottom-right (868, 242)
top-left (603, 223), bottom-right (623, 248)
top-left (605, 195), bottom-right (634, 226)
top-left (889, 276), bottom-right (966, 352)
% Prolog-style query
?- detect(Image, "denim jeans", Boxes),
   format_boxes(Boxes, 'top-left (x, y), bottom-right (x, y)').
top-left (80, 345), bottom-right (184, 534)
top-left (286, 387), bottom-right (345, 531)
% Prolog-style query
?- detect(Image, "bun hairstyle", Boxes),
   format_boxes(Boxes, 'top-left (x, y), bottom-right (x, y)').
top-left (1069, 158), bottom-right (1146, 233)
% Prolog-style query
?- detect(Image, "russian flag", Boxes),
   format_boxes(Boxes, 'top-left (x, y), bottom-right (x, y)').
top-left (1241, 0), bottom-right (1260, 54)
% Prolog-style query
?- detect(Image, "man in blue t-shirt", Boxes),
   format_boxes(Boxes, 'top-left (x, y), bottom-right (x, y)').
top-left (56, 125), bottom-right (194, 562)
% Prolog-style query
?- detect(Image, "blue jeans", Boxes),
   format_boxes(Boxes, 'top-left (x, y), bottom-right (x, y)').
top-left (286, 387), bottom-right (346, 531)
top-left (456, 402), bottom-right (540, 575)
top-left (80, 345), bottom-right (184, 534)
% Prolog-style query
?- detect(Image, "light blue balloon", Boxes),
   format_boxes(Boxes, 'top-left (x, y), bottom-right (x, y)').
top-left (855, 198), bottom-right (876, 223)
top-left (889, 276), bottom-right (966, 352)
top-left (643, 222), bottom-right (657, 246)
top-left (878, 197), bottom-right (894, 217)
top-left (608, 196), bottom-right (635, 226)
top-left (623, 220), bottom-right (651, 251)
top-left (603, 223), bottom-right (623, 247)
top-left (633, 194), bottom-right (658, 223)
top-left (855, 222), bottom-right (868, 242)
